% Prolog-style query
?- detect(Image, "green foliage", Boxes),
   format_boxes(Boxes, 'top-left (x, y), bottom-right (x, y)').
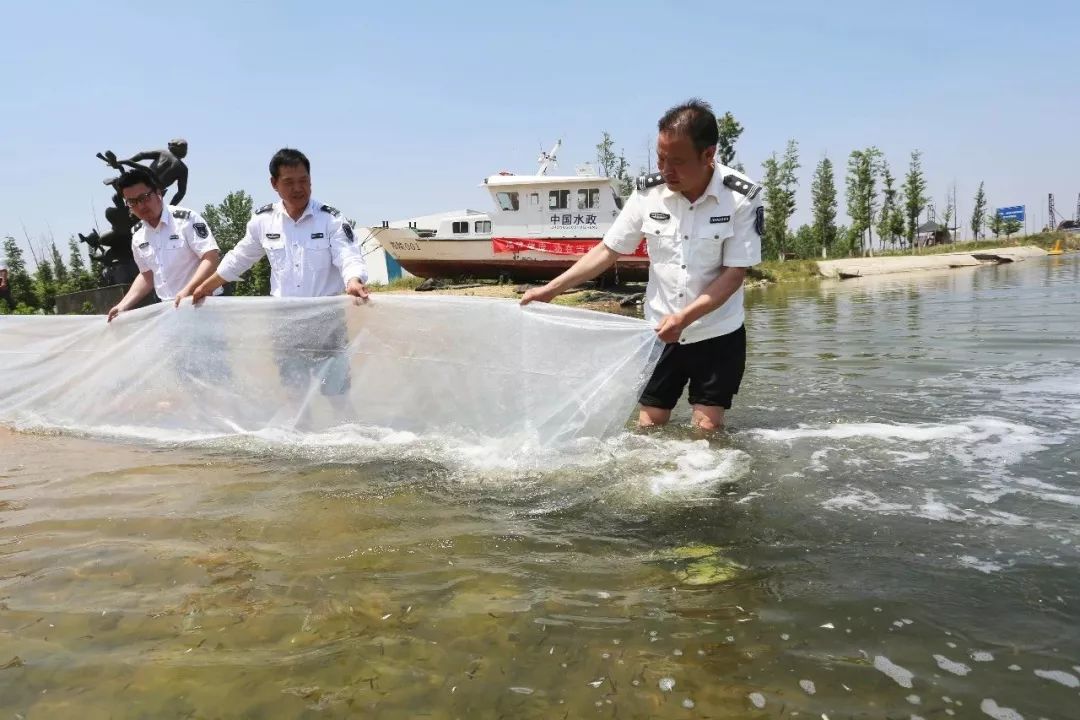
top-left (970, 182), bottom-right (987, 241)
top-left (50, 242), bottom-right (69, 288)
top-left (877, 163), bottom-right (906, 250)
top-left (903, 150), bottom-right (928, 247)
top-left (33, 253), bottom-right (57, 313)
top-left (845, 147), bottom-right (882, 255)
top-left (203, 190), bottom-right (270, 296)
top-left (1002, 217), bottom-right (1022, 237)
top-left (3, 236), bottom-right (38, 309)
top-left (988, 211), bottom-right (1004, 238)
top-left (760, 140), bottom-right (800, 260)
top-left (596, 132), bottom-right (618, 178)
top-left (810, 156), bottom-right (838, 258)
top-left (716, 112), bottom-right (744, 167)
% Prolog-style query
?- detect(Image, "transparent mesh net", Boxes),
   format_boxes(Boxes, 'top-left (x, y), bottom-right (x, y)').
top-left (0, 296), bottom-right (661, 446)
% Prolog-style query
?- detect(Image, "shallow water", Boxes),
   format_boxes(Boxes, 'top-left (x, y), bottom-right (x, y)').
top-left (2, 256), bottom-right (1079, 718)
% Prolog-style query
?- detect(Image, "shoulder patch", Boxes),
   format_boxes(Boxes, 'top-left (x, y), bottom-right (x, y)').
top-left (255, 203), bottom-right (274, 215)
top-left (723, 174), bottom-right (762, 199)
top-left (171, 209), bottom-right (191, 220)
top-left (132, 220), bottom-right (143, 232)
top-left (320, 204), bottom-right (341, 217)
top-left (635, 172), bottom-right (665, 192)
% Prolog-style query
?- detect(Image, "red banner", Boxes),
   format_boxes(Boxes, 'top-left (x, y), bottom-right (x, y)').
top-left (492, 237), bottom-right (648, 258)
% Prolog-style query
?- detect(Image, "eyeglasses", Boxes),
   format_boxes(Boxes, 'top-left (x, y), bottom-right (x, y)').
top-left (123, 189), bottom-right (157, 208)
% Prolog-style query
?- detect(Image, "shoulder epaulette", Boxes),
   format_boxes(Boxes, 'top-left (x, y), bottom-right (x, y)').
top-left (255, 203), bottom-right (274, 215)
top-left (723, 174), bottom-right (762, 200)
top-left (635, 172), bottom-right (665, 192)
top-left (319, 204), bottom-right (341, 217)
top-left (132, 220), bottom-right (143, 232)
top-left (171, 209), bottom-right (191, 220)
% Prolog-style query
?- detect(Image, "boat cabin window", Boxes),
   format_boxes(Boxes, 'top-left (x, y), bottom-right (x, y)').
top-left (496, 192), bottom-right (519, 211)
top-left (548, 189), bottom-right (570, 210)
top-left (474, 220), bottom-right (491, 234)
top-left (452, 221), bottom-right (469, 234)
top-left (529, 192), bottom-right (539, 206)
top-left (577, 188), bottom-right (600, 210)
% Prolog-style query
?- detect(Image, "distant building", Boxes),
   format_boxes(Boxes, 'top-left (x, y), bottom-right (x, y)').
top-left (917, 221), bottom-right (952, 246)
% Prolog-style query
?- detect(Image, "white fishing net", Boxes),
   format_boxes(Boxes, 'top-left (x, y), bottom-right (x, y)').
top-left (0, 296), bottom-right (661, 446)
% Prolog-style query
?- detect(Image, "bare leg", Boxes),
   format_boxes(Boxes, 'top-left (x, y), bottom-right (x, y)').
top-left (691, 405), bottom-right (726, 431)
top-left (638, 405), bottom-right (672, 428)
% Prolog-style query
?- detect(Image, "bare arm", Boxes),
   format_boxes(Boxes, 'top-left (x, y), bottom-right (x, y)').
top-left (0, 269), bottom-right (8, 290)
top-left (654, 266), bottom-right (746, 342)
top-left (175, 250), bottom-right (220, 307)
top-left (520, 243), bottom-right (622, 304)
top-left (107, 271), bottom-right (154, 322)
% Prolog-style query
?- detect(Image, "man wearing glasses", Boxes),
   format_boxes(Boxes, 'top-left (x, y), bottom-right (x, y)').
top-left (107, 167), bottom-right (221, 322)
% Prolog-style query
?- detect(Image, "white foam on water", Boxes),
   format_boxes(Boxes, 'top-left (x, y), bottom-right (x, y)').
top-left (873, 655), bottom-right (914, 688)
top-left (748, 692), bottom-right (766, 708)
top-left (933, 654), bottom-right (972, 676)
top-left (971, 651), bottom-right (995, 662)
top-left (749, 417), bottom-right (1056, 468)
top-left (980, 698), bottom-right (1024, 720)
top-left (958, 556), bottom-right (1006, 574)
top-left (1032, 669), bottom-right (1078, 688)
top-left (799, 679), bottom-right (816, 695)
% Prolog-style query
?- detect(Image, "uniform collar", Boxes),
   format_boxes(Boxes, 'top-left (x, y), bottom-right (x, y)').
top-left (149, 204), bottom-right (173, 230)
top-left (659, 167), bottom-right (723, 204)
top-left (277, 198), bottom-right (318, 221)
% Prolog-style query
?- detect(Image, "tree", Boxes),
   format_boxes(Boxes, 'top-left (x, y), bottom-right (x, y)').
top-left (941, 185), bottom-right (956, 241)
top-left (202, 191), bottom-right (269, 296)
top-left (790, 224), bottom-right (817, 260)
top-left (716, 112), bottom-right (744, 167)
top-left (596, 132), bottom-right (618, 178)
top-left (2, 236), bottom-right (37, 309)
top-left (988, 210), bottom-right (1004, 238)
top-left (846, 147), bottom-right (882, 256)
top-left (970, 182), bottom-right (987, 241)
top-left (760, 140), bottom-right (800, 261)
top-left (903, 150), bottom-right (928, 248)
top-left (1003, 217), bottom-right (1022, 238)
top-left (615, 150), bottom-right (634, 198)
top-left (67, 237), bottom-right (96, 292)
top-left (50, 242), bottom-right (70, 289)
top-left (810, 156), bottom-right (838, 258)
top-left (33, 253), bottom-right (57, 313)
top-left (877, 163), bottom-right (900, 250)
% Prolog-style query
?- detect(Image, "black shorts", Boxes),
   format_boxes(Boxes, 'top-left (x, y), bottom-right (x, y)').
top-left (639, 325), bottom-right (746, 410)
top-left (272, 313), bottom-right (352, 397)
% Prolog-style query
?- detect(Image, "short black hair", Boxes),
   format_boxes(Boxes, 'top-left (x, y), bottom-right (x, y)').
top-left (116, 166), bottom-right (161, 193)
top-left (269, 148), bottom-right (311, 178)
top-left (657, 99), bottom-right (719, 153)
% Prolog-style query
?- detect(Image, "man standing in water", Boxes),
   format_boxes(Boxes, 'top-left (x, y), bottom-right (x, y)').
top-left (107, 167), bottom-right (221, 321)
top-left (190, 148), bottom-right (368, 411)
top-left (521, 99), bottom-right (762, 430)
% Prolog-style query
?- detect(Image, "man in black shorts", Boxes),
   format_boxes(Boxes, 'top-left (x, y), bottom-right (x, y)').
top-left (521, 99), bottom-right (762, 430)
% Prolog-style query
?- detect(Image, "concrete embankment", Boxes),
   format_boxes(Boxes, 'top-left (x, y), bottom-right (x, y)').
top-left (817, 246), bottom-right (1048, 279)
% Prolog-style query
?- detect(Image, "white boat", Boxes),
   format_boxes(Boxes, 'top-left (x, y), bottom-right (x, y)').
top-left (372, 141), bottom-right (649, 282)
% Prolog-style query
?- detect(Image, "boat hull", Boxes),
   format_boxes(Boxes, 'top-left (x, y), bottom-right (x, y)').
top-left (376, 230), bottom-right (650, 282)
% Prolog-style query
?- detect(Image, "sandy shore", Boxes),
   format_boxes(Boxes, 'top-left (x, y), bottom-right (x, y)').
top-left (816, 245), bottom-right (1048, 279)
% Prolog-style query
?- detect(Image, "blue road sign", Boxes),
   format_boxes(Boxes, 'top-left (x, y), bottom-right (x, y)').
top-left (996, 205), bottom-right (1025, 222)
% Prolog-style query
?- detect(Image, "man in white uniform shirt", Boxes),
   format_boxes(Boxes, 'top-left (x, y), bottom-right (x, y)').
top-left (107, 167), bottom-right (221, 322)
top-left (522, 99), bottom-right (763, 430)
top-left (191, 148), bottom-right (368, 401)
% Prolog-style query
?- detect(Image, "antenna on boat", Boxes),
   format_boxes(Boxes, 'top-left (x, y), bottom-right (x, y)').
top-left (537, 139), bottom-right (561, 176)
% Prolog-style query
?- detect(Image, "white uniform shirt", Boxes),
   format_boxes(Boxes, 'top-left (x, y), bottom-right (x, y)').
top-left (131, 205), bottom-right (220, 301)
top-left (217, 198), bottom-right (368, 297)
top-left (602, 165), bottom-right (762, 344)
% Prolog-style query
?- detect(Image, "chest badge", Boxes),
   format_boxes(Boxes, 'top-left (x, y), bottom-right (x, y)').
top-left (137, 241), bottom-right (149, 249)
top-left (169, 234), bottom-right (180, 240)
top-left (265, 233), bottom-right (281, 240)
top-left (710, 216), bottom-right (731, 224)
top-left (310, 232), bottom-right (324, 239)
top-left (648, 212), bottom-right (671, 221)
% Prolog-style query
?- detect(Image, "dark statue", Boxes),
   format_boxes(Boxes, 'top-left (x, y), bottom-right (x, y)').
top-left (79, 139), bottom-right (190, 286)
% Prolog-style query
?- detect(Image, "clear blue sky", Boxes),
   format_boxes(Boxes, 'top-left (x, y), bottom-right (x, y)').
top-left (2, 0), bottom-right (1077, 261)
